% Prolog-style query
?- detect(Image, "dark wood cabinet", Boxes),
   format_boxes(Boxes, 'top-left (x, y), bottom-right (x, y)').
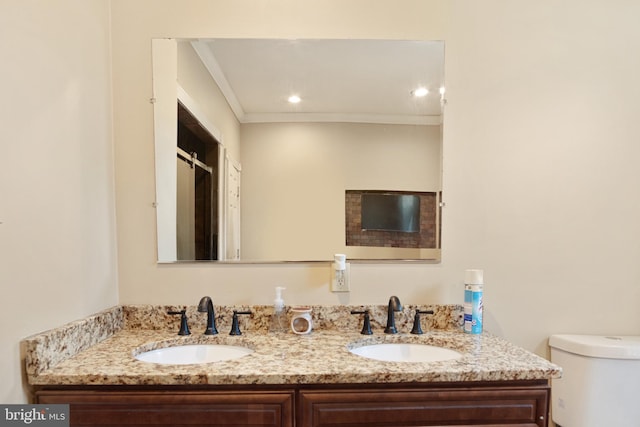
top-left (298, 384), bottom-right (549, 427)
top-left (37, 389), bottom-right (294, 427)
top-left (35, 381), bottom-right (549, 427)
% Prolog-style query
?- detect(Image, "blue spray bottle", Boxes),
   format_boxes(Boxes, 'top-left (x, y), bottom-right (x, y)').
top-left (463, 269), bottom-right (484, 334)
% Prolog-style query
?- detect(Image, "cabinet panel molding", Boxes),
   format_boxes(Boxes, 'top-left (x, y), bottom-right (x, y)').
top-left (299, 386), bottom-right (549, 427)
top-left (35, 381), bottom-right (549, 427)
top-left (37, 390), bottom-right (294, 427)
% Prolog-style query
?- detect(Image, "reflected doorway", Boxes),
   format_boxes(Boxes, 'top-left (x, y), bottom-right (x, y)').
top-left (176, 102), bottom-right (220, 260)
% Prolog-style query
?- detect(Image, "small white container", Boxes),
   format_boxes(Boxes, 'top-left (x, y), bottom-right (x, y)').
top-left (290, 306), bottom-right (313, 334)
top-left (549, 334), bottom-right (640, 427)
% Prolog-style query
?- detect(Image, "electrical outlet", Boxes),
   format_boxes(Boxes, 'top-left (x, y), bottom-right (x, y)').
top-left (331, 263), bottom-right (350, 292)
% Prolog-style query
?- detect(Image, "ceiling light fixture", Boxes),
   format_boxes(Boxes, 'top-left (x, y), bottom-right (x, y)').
top-left (411, 87), bottom-right (429, 97)
top-left (288, 95), bottom-right (301, 104)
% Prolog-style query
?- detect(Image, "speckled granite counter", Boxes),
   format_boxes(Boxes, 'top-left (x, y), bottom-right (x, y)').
top-left (23, 305), bottom-right (561, 387)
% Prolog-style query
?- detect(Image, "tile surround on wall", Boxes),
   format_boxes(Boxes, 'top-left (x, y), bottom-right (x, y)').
top-left (345, 190), bottom-right (438, 248)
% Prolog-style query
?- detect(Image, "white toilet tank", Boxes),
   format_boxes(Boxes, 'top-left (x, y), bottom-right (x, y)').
top-left (549, 334), bottom-right (640, 427)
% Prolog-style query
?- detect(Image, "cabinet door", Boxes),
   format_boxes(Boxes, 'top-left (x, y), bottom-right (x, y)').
top-left (37, 390), bottom-right (293, 427)
top-left (299, 387), bottom-right (549, 427)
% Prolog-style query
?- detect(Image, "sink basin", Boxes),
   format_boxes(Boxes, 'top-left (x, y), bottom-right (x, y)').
top-left (135, 344), bottom-right (253, 365)
top-left (349, 343), bottom-right (462, 363)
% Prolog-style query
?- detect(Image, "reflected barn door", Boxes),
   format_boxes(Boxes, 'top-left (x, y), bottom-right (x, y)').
top-left (176, 157), bottom-right (196, 259)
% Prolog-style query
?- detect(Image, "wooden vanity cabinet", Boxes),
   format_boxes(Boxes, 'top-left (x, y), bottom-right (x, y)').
top-left (35, 381), bottom-right (549, 427)
top-left (36, 389), bottom-right (294, 427)
top-left (298, 382), bottom-right (550, 427)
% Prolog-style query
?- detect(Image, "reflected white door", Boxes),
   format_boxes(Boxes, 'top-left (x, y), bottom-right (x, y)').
top-left (225, 159), bottom-right (241, 260)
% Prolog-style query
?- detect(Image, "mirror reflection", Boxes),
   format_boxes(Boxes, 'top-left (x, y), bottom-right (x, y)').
top-left (153, 38), bottom-right (445, 263)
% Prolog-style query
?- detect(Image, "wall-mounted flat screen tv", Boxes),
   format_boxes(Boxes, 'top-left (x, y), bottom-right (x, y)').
top-left (361, 193), bottom-right (420, 233)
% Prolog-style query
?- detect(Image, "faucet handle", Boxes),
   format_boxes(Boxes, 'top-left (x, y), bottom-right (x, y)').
top-left (229, 310), bottom-right (252, 335)
top-left (410, 309), bottom-right (434, 335)
top-left (168, 309), bottom-right (191, 336)
top-left (351, 309), bottom-right (373, 335)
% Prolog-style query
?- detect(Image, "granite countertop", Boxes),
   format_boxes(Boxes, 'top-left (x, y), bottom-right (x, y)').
top-left (23, 305), bottom-right (561, 387)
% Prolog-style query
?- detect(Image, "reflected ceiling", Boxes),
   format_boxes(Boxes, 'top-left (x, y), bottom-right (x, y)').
top-left (191, 39), bottom-right (445, 125)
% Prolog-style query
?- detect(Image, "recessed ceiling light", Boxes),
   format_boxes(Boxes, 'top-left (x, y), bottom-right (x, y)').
top-left (288, 95), bottom-right (301, 104)
top-left (439, 87), bottom-right (446, 95)
top-left (411, 87), bottom-right (429, 97)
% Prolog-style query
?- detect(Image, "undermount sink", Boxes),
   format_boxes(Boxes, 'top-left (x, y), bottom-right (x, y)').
top-left (135, 344), bottom-right (253, 365)
top-left (349, 343), bottom-right (462, 363)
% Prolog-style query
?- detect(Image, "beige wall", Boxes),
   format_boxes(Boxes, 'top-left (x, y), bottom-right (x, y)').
top-left (110, 0), bottom-right (448, 309)
top-left (177, 41), bottom-right (241, 162)
top-left (111, 0), bottom-right (640, 360)
top-left (442, 1), bottom-right (640, 352)
top-left (240, 122), bottom-right (441, 260)
top-left (153, 40), bottom-right (242, 260)
top-left (172, 41), bottom-right (442, 261)
top-left (3, 0), bottom-right (639, 404)
top-left (0, 0), bottom-right (117, 403)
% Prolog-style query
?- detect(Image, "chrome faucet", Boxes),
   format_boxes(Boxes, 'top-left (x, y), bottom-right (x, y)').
top-left (197, 296), bottom-right (219, 335)
top-left (384, 296), bottom-right (403, 334)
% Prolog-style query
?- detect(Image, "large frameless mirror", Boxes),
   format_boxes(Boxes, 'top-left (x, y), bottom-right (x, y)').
top-left (152, 38), bottom-right (444, 263)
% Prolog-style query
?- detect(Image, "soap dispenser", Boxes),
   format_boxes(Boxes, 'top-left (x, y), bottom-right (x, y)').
top-left (269, 286), bottom-right (287, 334)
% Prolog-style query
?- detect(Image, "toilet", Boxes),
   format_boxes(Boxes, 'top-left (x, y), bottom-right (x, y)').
top-left (549, 334), bottom-right (640, 427)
